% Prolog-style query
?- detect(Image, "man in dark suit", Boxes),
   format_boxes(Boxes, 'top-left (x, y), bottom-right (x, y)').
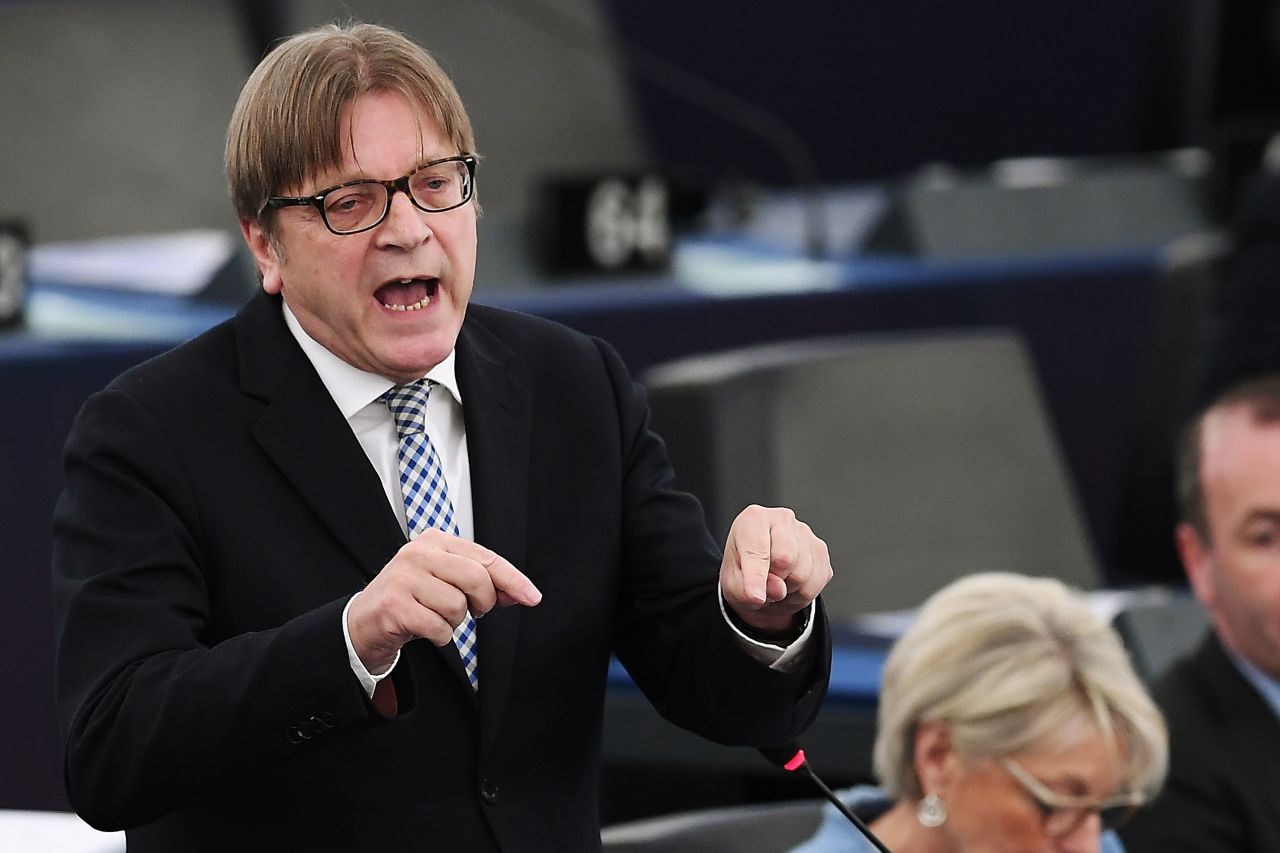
top-left (51, 22), bottom-right (833, 852)
top-left (1120, 375), bottom-right (1280, 851)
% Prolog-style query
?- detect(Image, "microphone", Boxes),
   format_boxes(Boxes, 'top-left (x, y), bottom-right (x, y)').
top-left (759, 742), bottom-right (894, 853)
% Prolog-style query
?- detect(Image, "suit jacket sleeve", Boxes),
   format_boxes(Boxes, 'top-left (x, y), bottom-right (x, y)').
top-left (589, 334), bottom-right (831, 744)
top-left (52, 383), bottom-right (385, 829)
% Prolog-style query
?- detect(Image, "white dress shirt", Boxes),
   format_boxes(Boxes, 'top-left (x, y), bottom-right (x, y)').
top-left (280, 303), bottom-right (813, 698)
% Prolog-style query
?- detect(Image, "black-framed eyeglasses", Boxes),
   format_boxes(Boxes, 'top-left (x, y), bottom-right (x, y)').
top-left (263, 154), bottom-right (477, 235)
top-left (1001, 758), bottom-right (1145, 838)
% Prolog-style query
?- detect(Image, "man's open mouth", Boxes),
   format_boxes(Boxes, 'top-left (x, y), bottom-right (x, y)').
top-left (376, 277), bottom-right (439, 311)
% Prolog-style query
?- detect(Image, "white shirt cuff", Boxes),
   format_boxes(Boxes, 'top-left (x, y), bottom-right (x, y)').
top-left (718, 586), bottom-right (817, 672)
top-left (343, 592), bottom-right (400, 698)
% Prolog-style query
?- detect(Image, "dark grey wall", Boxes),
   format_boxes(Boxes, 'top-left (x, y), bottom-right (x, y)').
top-left (0, 0), bottom-right (648, 285)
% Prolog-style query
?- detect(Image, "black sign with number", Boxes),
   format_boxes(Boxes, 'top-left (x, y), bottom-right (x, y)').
top-left (532, 174), bottom-right (672, 275)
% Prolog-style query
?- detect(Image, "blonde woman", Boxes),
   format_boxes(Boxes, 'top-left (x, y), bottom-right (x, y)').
top-left (793, 573), bottom-right (1167, 853)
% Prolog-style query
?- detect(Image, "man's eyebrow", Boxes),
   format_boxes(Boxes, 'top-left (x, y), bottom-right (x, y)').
top-left (317, 156), bottom-right (456, 188)
top-left (1237, 508), bottom-right (1280, 528)
top-left (417, 154), bottom-right (462, 166)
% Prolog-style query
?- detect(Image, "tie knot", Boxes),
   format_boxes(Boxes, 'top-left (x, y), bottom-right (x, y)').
top-left (382, 379), bottom-right (433, 438)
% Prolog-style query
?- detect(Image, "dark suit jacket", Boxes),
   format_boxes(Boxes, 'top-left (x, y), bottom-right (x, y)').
top-left (1119, 632), bottom-right (1280, 852)
top-left (52, 291), bottom-right (830, 852)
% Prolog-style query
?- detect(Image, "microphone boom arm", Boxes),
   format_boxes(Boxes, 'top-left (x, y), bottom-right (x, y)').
top-left (761, 744), bottom-right (894, 853)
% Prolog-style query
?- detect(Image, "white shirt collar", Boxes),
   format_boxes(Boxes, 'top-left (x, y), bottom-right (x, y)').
top-left (281, 301), bottom-right (463, 416)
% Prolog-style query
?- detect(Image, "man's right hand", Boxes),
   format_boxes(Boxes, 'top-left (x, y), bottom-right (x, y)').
top-left (347, 529), bottom-right (542, 674)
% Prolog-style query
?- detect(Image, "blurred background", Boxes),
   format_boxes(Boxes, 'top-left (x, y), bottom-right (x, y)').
top-left (7, 0), bottom-right (1277, 274)
top-left (4, 0), bottom-right (1280, 842)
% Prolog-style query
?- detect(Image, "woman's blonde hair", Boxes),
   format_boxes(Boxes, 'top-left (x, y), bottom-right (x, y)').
top-left (873, 572), bottom-right (1167, 801)
top-left (225, 22), bottom-right (475, 238)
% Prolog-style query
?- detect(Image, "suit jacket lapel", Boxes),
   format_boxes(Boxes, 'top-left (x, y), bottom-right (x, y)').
top-left (456, 316), bottom-right (531, 743)
top-left (236, 292), bottom-right (406, 580)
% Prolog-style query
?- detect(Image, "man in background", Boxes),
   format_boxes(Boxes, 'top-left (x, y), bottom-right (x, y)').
top-left (1119, 374), bottom-right (1280, 851)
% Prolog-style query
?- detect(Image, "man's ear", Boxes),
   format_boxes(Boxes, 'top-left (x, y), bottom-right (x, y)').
top-left (913, 720), bottom-right (958, 795)
top-left (240, 218), bottom-right (283, 294)
top-left (1176, 521), bottom-right (1216, 610)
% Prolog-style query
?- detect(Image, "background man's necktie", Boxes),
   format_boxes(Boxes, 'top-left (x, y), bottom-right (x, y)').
top-left (382, 379), bottom-right (479, 690)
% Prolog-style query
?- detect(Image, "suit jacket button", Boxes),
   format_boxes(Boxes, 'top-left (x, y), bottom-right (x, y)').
top-left (479, 779), bottom-right (499, 804)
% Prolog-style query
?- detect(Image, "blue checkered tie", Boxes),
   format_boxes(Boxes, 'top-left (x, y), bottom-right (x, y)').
top-left (382, 379), bottom-right (479, 690)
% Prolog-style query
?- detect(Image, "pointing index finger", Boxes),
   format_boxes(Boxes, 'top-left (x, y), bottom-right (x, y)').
top-left (732, 523), bottom-right (772, 605)
top-left (446, 539), bottom-right (541, 607)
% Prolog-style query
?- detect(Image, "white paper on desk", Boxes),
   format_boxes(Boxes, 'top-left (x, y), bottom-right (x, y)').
top-left (0, 810), bottom-right (122, 853)
top-left (673, 242), bottom-right (845, 295)
top-left (672, 185), bottom-right (885, 296)
top-left (29, 229), bottom-right (237, 296)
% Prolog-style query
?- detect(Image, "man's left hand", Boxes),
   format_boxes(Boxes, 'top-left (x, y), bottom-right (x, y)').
top-left (719, 504), bottom-right (832, 635)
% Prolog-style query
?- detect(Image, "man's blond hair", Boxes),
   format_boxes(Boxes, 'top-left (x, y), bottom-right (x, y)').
top-left (225, 22), bottom-right (475, 239)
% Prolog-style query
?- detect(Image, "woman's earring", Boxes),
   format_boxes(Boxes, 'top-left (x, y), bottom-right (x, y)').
top-left (917, 792), bottom-right (948, 828)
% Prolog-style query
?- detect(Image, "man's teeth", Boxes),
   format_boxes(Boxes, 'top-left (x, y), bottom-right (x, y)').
top-left (383, 296), bottom-right (430, 311)
top-left (382, 278), bottom-right (431, 311)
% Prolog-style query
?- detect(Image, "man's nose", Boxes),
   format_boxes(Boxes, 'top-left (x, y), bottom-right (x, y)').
top-left (376, 190), bottom-right (432, 248)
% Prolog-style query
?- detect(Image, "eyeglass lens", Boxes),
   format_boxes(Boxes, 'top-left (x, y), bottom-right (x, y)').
top-left (323, 159), bottom-right (471, 233)
top-left (1043, 802), bottom-right (1135, 837)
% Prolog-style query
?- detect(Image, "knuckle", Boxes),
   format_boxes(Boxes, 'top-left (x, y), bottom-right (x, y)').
top-left (426, 617), bottom-right (453, 646)
top-left (449, 588), bottom-right (474, 623)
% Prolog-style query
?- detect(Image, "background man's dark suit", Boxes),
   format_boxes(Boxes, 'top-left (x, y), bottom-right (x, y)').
top-left (1119, 632), bottom-right (1280, 852)
top-left (52, 291), bottom-right (830, 852)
